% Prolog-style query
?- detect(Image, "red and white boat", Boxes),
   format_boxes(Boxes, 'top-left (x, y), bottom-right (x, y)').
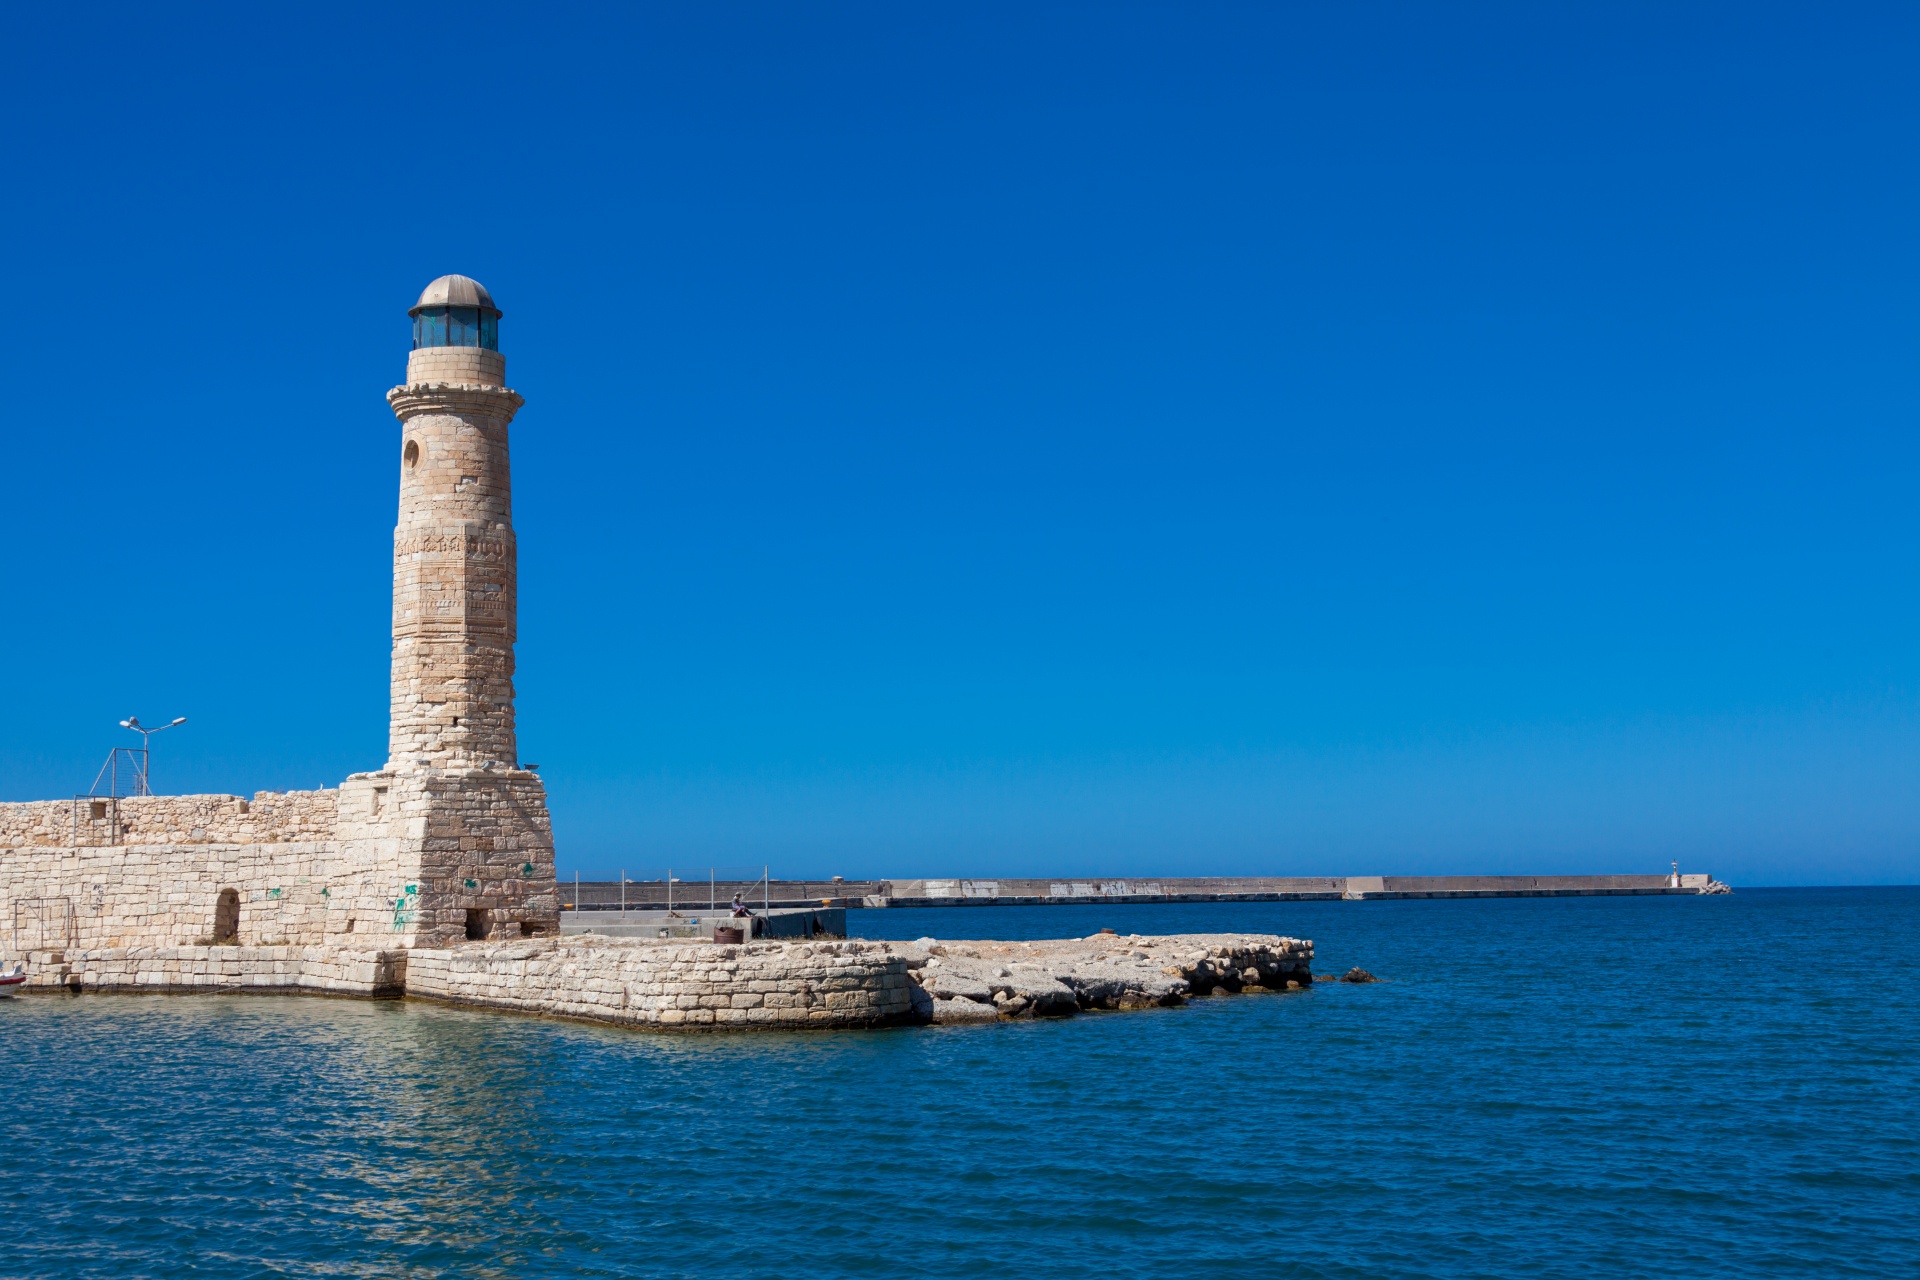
top-left (0, 962), bottom-right (25, 995)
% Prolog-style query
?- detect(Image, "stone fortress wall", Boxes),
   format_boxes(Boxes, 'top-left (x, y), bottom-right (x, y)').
top-left (0, 772), bottom-right (559, 954)
top-left (1, 791), bottom-right (341, 951)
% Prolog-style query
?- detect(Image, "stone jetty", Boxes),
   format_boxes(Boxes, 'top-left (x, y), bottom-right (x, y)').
top-left (7, 931), bottom-right (1314, 1032)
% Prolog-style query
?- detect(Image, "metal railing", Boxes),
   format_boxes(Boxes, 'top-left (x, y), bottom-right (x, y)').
top-left (561, 869), bottom-right (883, 912)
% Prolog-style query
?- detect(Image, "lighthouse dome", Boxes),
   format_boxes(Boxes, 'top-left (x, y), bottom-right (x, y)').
top-left (410, 274), bottom-right (499, 315)
top-left (410, 274), bottom-right (500, 351)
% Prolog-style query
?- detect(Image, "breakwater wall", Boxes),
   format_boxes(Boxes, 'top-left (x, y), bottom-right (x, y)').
top-left (565, 872), bottom-right (1729, 911)
top-left (878, 872), bottom-right (1730, 905)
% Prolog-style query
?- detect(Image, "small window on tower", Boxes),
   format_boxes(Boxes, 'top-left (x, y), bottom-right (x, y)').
top-left (404, 440), bottom-right (420, 469)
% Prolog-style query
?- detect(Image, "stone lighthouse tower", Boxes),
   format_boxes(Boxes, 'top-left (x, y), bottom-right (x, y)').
top-left (387, 275), bottom-right (521, 770)
top-left (335, 275), bottom-right (558, 946)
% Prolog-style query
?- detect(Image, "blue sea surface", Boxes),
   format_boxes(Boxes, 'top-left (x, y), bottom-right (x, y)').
top-left (2, 888), bottom-right (1915, 1278)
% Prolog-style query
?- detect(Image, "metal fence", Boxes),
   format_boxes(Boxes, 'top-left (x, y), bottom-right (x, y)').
top-left (561, 869), bottom-right (885, 912)
top-left (88, 747), bottom-right (151, 798)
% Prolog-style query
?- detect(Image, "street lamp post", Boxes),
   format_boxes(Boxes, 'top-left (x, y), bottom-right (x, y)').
top-left (119, 716), bottom-right (186, 796)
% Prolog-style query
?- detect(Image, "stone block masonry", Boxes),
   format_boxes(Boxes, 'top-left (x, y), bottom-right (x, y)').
top-left (16, 946), bottom-right (408, 995)
top-left (405, 938), bottom-right (920, 1029)
top-left (1, 795), bottom-right (340, 952)
top-left (385, 377), bottom-right (524, 771)
top-left (1, 774), bottom-right (556, 953)
top-left (0, 790), bottom-right (339, 850)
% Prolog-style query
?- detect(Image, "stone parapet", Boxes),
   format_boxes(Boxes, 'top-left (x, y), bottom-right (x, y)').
top-left (0, 790), bottom-right (338, 849)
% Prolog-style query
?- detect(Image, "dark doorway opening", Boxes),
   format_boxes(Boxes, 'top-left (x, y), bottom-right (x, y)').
top-left (465, 908), bottom-right (491, 941)
top-left (213, 889), bottom-right (240, 944)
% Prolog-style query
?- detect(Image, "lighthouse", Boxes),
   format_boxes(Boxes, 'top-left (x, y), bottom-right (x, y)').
top-left (334, 275), bottom-right (558, 946)
top-left (386, 275), bottom-right (522, 769)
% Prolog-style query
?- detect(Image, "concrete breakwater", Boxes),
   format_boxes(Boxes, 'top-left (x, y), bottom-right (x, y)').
top-left (5, 931), bottom-right (1313, 1031)
top-left (566, 871), bottom-right (1731, 912)
top-left (878, 872), bottom-right (1731, 905)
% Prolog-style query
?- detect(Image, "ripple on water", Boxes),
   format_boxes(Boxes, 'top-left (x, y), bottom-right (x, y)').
top-left (1, 888), bottom-right (1916, 1278)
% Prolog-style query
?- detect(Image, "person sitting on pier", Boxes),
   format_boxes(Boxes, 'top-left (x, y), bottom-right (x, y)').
top-left (730, 894), bottom-right (752, 918)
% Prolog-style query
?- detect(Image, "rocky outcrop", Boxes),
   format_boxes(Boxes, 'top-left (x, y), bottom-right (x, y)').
top-left (885, 932), bottom-right (1313, 1023)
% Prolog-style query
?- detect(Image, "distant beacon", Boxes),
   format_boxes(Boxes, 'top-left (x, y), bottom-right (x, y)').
top-left (408, 273), bottom-right (501, 351)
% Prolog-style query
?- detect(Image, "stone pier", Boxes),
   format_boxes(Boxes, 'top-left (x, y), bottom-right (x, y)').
top-left (5, 931), bottom-right (1314, 1032)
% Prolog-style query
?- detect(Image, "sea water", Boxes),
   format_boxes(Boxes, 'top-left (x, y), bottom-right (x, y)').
top-left (1, 888), bottom-right (1914, 1278)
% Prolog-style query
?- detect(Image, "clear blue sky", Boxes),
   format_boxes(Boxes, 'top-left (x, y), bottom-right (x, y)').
top-left (2, 4), bottom-right (1916, 886)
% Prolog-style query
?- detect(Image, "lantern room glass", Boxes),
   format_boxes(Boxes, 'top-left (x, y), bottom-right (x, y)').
top-left (412, 306), bottom-right (499, 351)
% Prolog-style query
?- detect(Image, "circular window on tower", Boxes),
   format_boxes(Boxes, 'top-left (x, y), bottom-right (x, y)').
top-left (404, 440), bottom-right (420, 469)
